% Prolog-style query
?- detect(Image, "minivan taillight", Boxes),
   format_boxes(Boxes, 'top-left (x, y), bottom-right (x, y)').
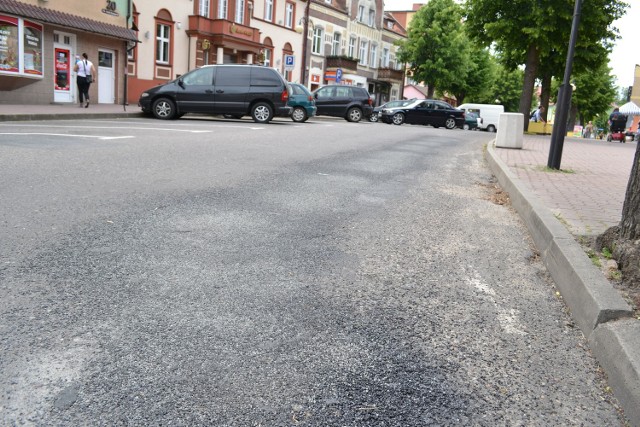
top-left (281, 89), bottom-right (289, 102)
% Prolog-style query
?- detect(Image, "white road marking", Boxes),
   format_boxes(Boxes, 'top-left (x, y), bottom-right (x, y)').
top-left (0, 133), bottom-right (133, 140)
top-left (1, 123), bottom-right (268, 132)
top-left (0, 124), bottom-right (211, 133)
top-left (466, 270), bottom-right (527, 335)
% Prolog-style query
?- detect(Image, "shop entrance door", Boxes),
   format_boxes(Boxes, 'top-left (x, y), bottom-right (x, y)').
top-left (53, 31), bottom-right (76, 103)
top-left (98, 49), bottom-right (115, 104)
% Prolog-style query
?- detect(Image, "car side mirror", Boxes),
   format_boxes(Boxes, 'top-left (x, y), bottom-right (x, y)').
top-left (177, 78), bottom-right (185, 89)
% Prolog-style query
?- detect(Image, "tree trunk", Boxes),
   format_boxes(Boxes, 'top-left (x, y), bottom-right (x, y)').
top-left (620, 142), bottom-right (640, 240)
top-left (519, 44), bottom-right (540, 132)
top-left (598, 142), bottom-right (640, 289)
top-left (540, 72), bottom-right (552, 122)
top-left (427, 85), bottom-right (435, 99)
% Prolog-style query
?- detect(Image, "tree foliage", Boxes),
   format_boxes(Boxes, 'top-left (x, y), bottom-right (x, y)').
top-left (465, 0), bottom-right (627, 129)
top-left (397, 0), bottom-right (468, 98)
top-left (571, 62), bottom-right (617, 123)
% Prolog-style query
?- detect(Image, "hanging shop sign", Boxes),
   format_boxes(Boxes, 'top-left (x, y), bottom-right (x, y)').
top-left (0, 14), bottom-right (43, 78)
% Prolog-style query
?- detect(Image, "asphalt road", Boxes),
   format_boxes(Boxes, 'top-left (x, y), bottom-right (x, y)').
top-left (0, 117), bottom-right (624, 425)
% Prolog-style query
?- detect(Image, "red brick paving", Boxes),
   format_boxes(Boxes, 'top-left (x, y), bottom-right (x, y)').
top-left (494, 134), bottom-right (637, 236)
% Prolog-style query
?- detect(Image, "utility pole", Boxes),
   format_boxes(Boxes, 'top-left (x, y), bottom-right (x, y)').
top-left (299, 0), bottom-right (311, 86)
top-left (547, 0), bottom-right (582, 170)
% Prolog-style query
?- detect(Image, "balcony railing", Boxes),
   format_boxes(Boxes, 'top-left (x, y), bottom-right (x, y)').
top-left (325, 56), bottom-right (359, 72)
top-left (187, 15), bottom-right (260, 43)
top-left (377, 67), bottom-right (404, 81)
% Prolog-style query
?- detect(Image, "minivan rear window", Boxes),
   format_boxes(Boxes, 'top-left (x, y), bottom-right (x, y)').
top-left (215, 66), bottom-right (251, 86)
top-left (251, 67), bottom-right (282, 86)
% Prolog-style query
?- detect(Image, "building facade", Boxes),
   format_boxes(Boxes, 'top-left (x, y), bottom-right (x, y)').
top-left (127, 0), bottom-right (306, 103)
top-left (0, 0), bottom-right (137, 105)
top-left (304, 0), bottom-right (406, 105)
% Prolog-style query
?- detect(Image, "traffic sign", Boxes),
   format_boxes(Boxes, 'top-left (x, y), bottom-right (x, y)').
top-left (284, 54), bottom-right (295, 70)
top-left (336, 68), bottom-right (342, 83)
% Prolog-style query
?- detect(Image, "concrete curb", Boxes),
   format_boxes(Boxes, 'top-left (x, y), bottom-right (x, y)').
top-left (485, 141), bottom-right (639, 426)
top-left (590, 319), bottom-right (640, 424)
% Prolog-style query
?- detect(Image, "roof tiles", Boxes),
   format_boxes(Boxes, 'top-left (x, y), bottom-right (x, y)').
top-left (0, 0), bottom-right (137, 41)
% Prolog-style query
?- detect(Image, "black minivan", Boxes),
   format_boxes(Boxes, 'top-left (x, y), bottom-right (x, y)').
top-left (139, 64), bottom-right (292, 123)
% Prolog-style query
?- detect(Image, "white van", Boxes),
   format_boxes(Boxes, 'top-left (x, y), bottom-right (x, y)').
top-left (457, 103), bottom-right (504, 132)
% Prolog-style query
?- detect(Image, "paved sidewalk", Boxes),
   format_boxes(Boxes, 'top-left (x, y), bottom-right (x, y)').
top-left (495, 134), bottom-right (636, 236)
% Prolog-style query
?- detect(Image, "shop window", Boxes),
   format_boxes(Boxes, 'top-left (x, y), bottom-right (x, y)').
top-left (199, 0), bottom-right (210, 17)
top-left (235, 0), bottom-right (245, 23)
top-left (312, 27), bottom-right (323, 55)
top-left (218, 0), bottom-right (228, 19)
top-left (285, 2), bottom-right (294, 28)
top-left (265, 0), bottom-right (274, 22)
top-left (0, 15), bottom-right (43, 77)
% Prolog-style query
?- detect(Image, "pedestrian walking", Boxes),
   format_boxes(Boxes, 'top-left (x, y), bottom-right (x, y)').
top-left (74, 53), bottom-right (96, 108)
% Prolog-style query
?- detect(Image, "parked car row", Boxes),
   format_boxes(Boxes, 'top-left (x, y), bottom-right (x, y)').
top-left (139, 64), bottom-right (374, 124)
top-left (139, 64), bottom-right (500, 131)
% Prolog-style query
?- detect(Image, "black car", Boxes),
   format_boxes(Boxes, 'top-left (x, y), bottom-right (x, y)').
top-left (369, 99), bottom-right (416, 122)
top-left (139, 64), bottom-right (292, 123)
top-left (380, 99), bottom-right (465, 129)
top-left (312, 85), bottom-right (374, 122)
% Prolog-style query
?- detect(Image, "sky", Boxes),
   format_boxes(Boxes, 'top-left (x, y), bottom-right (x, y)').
top-left (384, 0), bottom-right (639, 87)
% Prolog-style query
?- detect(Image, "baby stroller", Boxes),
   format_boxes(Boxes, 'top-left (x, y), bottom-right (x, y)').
top-left (607, 114), bottom-right (628, 142)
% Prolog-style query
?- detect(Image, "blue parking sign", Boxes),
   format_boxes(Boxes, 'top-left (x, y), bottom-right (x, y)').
top-left (285, 55), bottom-right (295, 69)
top-left (336, 68), bottom-right (342, 83)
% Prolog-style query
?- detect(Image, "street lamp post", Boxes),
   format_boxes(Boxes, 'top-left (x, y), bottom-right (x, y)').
top-left (299, 0), bottom-right (311, 86)
top-left (547, 0), bottom-right (583, 170)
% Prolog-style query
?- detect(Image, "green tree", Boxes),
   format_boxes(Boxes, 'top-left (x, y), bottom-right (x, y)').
top-left (572, 62), bottom-right (617, 124)
top-left (489, 65), bottom-right (524, 113)
top-left (465, 0), bottom-right (626, 130)
top-left (450, 45), bottom-right (497, 105)
top-left (397, 0), bottom-right (468, 98)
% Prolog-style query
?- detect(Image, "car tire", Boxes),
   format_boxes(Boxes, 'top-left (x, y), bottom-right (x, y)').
top-left (152, 97), bottom-right (177, 120)
top-left (369, 114), bottom-right (379, 123)
top-left (463, 123), bottom-right (470, 130)
top-left (445, 118), bottom-right (456, 129)
top-left (487, 124), bottom-right (496, 133)
top-left (251, 102), bottom-right (273, 123)
top-left (291, 106), bottom-right (307, 123)
top-left (391, 112), bottom-right (405, 125)
top-left (346, 107), bottom-right (363, 122)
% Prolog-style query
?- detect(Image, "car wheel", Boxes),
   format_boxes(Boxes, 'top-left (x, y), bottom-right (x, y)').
top-left (291, 106), bottom-right (307, 123)
top-left (152, 97), bottom-right (177, 120)
top-left (251, 102), bottom-right (273, 123)
top-left (391, 112), bottom-right (405, 125)
top-left (445, 118), bottom-right (456, 129)
top-left (369, 114), bottom-right (379, 123)
top-left (463, 123), bottom-right (470, 130)
top-left (346, 107), bottom-right (363, 122)
top-left (487, 124), bottom-right (496, 133)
